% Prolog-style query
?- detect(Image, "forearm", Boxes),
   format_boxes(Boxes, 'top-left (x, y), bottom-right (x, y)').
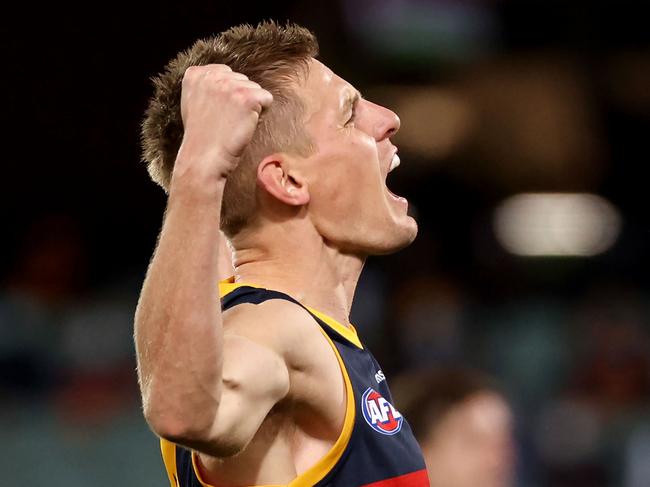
top-left (135, 165), bottom-right (226, 439)
top-left (135, 61), bottom-right (273, 444)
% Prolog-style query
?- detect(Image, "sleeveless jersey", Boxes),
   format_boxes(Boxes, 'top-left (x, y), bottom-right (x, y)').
top-left (160, 280), bottom-right (429, 487)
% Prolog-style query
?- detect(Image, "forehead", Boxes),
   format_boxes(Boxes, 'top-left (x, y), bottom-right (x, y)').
top-left (297, 58), bottom-right (356, 117)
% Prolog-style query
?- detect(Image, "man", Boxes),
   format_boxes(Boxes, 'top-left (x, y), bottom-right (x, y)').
top-left (392, 368), bottom-right (516, 487)
top-left (135, 21), bottom-right (427, 486)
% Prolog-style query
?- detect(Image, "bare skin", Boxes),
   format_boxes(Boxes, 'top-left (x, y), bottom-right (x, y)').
top-left (135, 58), bottom-right (417, 486)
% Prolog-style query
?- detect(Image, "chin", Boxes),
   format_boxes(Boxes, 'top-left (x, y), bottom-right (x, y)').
top-left (366, 216), bottom-right (419, 256)
top-left (392, 217), bottom-right (419, 251)
top-left (323, 213), bottom-right (418, 256)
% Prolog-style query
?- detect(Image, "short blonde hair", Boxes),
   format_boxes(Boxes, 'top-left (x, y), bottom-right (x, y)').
top-left (141, 21), bottom-right (318, 236)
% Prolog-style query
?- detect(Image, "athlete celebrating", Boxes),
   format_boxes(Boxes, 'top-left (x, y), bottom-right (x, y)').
top-left (135, 21), bottom-right (428, 487)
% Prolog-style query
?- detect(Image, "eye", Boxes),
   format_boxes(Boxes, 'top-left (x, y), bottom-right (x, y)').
top-left (345, 106), bottom-right (356, 126)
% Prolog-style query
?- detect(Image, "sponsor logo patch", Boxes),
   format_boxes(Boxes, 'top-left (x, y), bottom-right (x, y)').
top-left (361, 387), bottom-right (403, 435)
top-left (375, 370), bottom-right (386, 383)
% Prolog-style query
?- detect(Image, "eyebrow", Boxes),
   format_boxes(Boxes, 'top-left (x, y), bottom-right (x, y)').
top-left (343, 90), bottom-right (362, 115)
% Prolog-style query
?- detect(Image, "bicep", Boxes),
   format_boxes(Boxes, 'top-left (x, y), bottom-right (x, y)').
top-left (204, 333), bottom-right (290, 456)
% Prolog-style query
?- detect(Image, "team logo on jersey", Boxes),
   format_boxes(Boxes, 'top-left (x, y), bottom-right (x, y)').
top-left (361, 387), bottom-right (403, 435)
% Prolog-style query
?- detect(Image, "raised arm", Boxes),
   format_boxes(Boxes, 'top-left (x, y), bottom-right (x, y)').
top-left (217, 229), bottom-right (235, 280)
top-left (134, 64), bottom-right (286, 456)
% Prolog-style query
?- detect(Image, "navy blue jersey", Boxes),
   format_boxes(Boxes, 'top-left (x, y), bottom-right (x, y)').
top-left (161, 281), bottom-right (429, 487)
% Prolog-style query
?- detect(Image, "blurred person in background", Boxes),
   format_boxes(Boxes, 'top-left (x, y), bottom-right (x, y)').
top-left (392, 368), bottom-right (516, 487)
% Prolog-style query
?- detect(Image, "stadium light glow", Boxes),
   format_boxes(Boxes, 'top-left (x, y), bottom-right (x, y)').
top-left (494, 193), bottom-right (621, 257)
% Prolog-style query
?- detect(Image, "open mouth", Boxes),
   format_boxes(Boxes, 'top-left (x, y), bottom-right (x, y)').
top-left (386, 185), bottom-right (403, 200)
top-left (385, 153), bottom-right (408, 206)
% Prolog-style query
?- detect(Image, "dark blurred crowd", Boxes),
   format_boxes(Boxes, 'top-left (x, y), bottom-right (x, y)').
top-left (0, 213), bottom-right (162, 484)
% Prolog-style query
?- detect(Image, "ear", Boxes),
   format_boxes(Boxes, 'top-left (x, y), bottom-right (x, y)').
top-left (257, 154), bottom-right (310, 206)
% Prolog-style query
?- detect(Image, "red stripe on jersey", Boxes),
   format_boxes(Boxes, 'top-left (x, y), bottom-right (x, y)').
top-left (361, 469), bottom-right (430, 487)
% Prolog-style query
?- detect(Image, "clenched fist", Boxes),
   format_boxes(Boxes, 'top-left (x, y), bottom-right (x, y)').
top-left (174, 64), bottom-right (274, 182)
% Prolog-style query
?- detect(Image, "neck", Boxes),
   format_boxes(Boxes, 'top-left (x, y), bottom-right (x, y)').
top-left (231, 223), bottom-right (365, 327)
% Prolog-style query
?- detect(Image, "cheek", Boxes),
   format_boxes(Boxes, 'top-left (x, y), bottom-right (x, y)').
top-left (312, 139), bottom-right (381, 208)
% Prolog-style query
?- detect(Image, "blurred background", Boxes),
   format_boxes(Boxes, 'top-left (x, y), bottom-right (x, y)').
top-left (2, 1), bottom-right (649, 485)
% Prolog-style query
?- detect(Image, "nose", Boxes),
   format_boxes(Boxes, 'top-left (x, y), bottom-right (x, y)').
top-left (371, 102), bottom-right (401, 141)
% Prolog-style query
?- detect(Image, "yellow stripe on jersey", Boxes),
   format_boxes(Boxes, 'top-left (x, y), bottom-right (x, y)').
top-left (305, 306), bottom-right (363, 349)
top-left (160, 437), bottom-right (179, 487)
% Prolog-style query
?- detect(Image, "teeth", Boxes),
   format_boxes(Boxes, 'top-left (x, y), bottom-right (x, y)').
top-left (389, 154), bottom-right (400, 172)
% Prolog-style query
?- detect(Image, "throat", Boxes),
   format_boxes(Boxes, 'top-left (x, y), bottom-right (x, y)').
top-left (231, 225), bottom-right (365, 326)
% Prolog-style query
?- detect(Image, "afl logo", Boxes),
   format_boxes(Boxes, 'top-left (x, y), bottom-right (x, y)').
top-left (361, 387), bottom-right (403, 435)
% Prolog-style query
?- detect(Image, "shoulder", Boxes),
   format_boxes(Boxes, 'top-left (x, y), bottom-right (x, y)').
top-left (222, 297), bottom-right (346, 426)
top-left (222, 298), bottom-right (322, 358)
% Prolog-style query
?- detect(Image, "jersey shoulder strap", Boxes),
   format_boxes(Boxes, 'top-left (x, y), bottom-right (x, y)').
top-left (221, 285), bottom-right (303, 310)
top-left (220, 284), bottom-right (362, 349)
